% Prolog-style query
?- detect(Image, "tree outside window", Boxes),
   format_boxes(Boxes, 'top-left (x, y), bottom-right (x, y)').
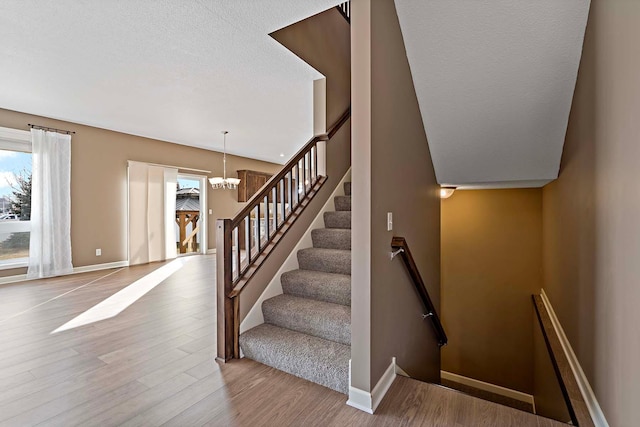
top-left (10, 169), bottom-right (31, 220)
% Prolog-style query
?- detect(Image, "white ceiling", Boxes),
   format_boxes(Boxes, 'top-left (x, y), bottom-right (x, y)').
top-left (0, 1), bottom-right (341, 164)
top-left (395, 0), bottom-right (590, 188)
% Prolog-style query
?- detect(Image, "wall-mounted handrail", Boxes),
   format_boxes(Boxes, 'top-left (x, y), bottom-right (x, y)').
top-left (391, 236), bottom-right (448, 347)
top-left (532, 295), bottom-right (595, 427)
top-left (217, 107), bottom-right (350, 361)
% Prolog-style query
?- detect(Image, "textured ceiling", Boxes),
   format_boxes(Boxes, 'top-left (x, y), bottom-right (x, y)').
top-left (0, 1), bottom-right (341, 164)
top-left (395, 0), bottom-right (590, 188)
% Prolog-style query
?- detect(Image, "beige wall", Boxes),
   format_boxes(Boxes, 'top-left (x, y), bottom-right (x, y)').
top-left (0, 108), bottom-right (281, 277)
top-left (351, 0), bottom-right (441, 391)
top-left (541, 0), bottom-right (640, 424)
top-left (533, 309), bottom-right (572, 422)
top-left (441, 189), bottom-right (542, 394)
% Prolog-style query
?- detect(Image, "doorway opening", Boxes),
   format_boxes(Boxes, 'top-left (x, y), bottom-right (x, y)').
top-left (176, 175), bottom-right (207, 256)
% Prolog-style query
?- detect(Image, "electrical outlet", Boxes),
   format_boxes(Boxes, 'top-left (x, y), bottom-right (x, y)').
top-left (95, 248), bottom-right (102, 256)
top-left (387, 212), bottom-right (393, 231)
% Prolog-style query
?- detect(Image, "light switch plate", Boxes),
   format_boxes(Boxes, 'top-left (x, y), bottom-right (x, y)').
top-left (387, 212), bottom-right (393, 231)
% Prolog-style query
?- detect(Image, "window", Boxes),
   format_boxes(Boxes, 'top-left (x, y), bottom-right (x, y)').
top-left (0, 127), bottom-right (31, 269)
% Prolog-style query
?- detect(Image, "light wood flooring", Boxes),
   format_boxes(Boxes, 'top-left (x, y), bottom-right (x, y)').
top-left (0, 256), bottom-right (563, 426)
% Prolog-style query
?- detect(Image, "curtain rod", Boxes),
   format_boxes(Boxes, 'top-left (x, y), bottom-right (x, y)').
top-left (128, 160), bottom-right (211, 174)
top-left (28, 124), bottom-right (75, 135)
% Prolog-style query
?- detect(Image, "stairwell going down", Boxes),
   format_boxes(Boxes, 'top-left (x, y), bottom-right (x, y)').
top-left (239, 182), bottom-right (352, 394)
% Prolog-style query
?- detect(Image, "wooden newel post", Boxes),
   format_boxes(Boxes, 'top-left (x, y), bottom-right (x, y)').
top-left (216, 218), bottom-right (236, 362)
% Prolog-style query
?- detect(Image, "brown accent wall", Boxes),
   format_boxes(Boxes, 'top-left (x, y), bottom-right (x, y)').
top-left (0, 108), bottom-right (281, 278)
top-left (441, 189), bottom-right (542, 393)
top-left (271, 7), bottom-right (350, 128)
top-left (351, 0), bottom-right (441, 391)
top-left (238, 7), bottom-right (352, 320)
top-left (541, 0), bottom-right (640, 424)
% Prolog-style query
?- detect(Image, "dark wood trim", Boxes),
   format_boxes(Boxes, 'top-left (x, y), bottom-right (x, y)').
top-left (233, 296), bottom-right (240, 359)
top-left (327, 107), bottom-right (351, 139)
top-left (228, 176), bottom-right (326, 298)
top-left (391, 236), bottom-right (448, 347)
top-left (216, 107), bottom-right (350, 362)
top-left (236, 170), bottom-right (274, 203)
top-left (532, 295), bottom-right (595, 427)
top-left (336, 2), bottom-right (350, 23)
top-left (230, 107), bottom-right (350, 228)
top-left (216, 219), bottom-right (234, 362)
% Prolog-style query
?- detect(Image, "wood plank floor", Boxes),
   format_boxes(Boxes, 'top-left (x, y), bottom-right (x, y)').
top-left (0, 256), bottom-right (563, 426)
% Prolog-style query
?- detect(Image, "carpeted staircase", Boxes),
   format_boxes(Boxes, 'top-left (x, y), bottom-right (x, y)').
top-left (239, 182), bottom-right (352, 394)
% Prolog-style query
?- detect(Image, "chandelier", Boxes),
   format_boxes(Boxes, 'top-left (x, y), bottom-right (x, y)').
top-left (209, 131), bottom-right (241, 190)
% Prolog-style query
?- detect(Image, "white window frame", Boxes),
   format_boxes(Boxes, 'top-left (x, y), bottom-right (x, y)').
top-left (0, 126), bottom-right (31, 270)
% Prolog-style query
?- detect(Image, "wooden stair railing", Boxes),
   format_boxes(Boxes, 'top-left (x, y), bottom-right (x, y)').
top-left (336, 2), bottom-right (350, 23)
top-left (391, 237), bottom-right (448, 347)
top-left (217, 107), bottom-right (351, 361)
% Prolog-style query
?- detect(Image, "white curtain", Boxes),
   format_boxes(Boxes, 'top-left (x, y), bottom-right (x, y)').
top-left (128, 161), bottom-right (177, 265)
top-left (27, 129), bottom-right (73, 279)
top-left (164, 168), bottom-right (178, 260)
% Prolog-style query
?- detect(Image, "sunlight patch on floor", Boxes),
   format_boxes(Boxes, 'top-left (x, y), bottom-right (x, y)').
top-left (51, 257), bottom-right (196, 334)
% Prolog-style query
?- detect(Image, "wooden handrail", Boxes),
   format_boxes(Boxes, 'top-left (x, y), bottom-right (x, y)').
top-left (216, 107), bottom-right (350, 361)
top-left (230, 108), bottom-right (350, 228)
top-left (532, 295), bottom-right (595, 427)
top-left (391, 237), bottom-right (448, 347)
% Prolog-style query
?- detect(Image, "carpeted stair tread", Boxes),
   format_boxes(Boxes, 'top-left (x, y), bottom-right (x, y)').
top-left (281, 269), bottom-right (351, 306)
top-left (239, 324), bottom-right (350, 394)
top-left (311, 228), bottom-right (351, 250)
top-left (334, 195), bottom-right (351, 212)
top-left (263, 294), bottom-right (350, 345)
top-left (344, 182), bottom-right (351, 196)
top-left (323, 211), bottom-right (351, 229)
top-left (297, 248), bottom-right (351, 275)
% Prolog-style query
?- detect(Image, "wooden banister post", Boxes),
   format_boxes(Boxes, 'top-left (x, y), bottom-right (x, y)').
top-left (216, 218), bottom-right (235, 362)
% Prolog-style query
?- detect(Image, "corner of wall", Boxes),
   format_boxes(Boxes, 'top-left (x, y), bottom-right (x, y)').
top-left (347, 357), bottom-right (398, 414)
top-left (539, 289), bottom-right (609, 427)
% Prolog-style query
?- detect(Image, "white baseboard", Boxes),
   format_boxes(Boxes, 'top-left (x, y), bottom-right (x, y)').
top-left (540, 289), bottom-right (608, 427)
top-left (72, 260), bottom-right (130, 274)
top-left (240, 168), bottom-right (352, 334)
top-left (347, 357), bottom-right (399, 414)
top-left (0, 260), bottom-right (129, 286)
top-left (0, 274), bottom-right (28, 285)
top-left (440, 371), bottom-right (535, 407)
top-left (206, 249), bottom-right (216, 255)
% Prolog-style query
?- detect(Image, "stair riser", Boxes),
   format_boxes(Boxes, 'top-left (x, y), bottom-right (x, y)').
top-left (297, 250), bottom-right (351, 275)
top-left (281, 270), bottom-right (351, 306)
top-left (334, 196), bottom-right (351, 212)
top-left (263, 297), bottom-right (350, 346)
top-left (311, 229), bottom-right (351, 250)
top-left (323, 211), bottom-right (351, 229)
top-left (239, 324), bottom-right (349, 394)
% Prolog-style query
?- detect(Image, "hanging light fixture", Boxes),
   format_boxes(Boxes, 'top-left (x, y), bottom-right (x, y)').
top-left (209, 131), bottom-right (241, 190)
